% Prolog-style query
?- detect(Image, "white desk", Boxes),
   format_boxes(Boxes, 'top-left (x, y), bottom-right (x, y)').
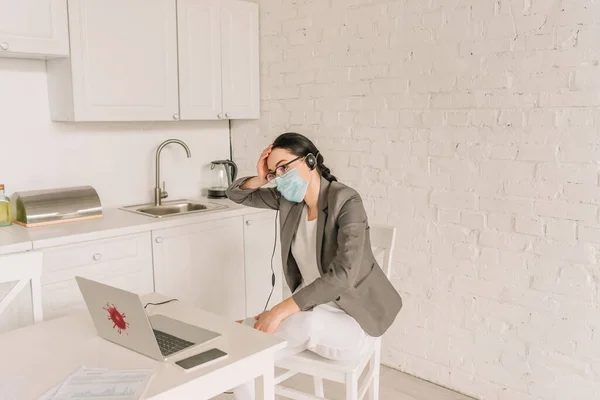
top-left (0, 293), bottom-right (286, 399)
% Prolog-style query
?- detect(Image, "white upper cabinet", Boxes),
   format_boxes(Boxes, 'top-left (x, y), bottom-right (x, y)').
top-left (46, 0), bottom-right (259, 122)
top-left (221, 0), bottom-right (259, 120)
top-left (177, 0), bottom-right (259, 121)
top-left (47, 0), bottom-right (180, 121)
top-left (177, 0), bottom-right (222, 120)
top-left (0, 0), bottom-right (69, 58)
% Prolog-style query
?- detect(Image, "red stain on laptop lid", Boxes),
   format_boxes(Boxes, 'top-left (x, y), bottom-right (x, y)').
top-left (103, 303), bottom-right (130, 334)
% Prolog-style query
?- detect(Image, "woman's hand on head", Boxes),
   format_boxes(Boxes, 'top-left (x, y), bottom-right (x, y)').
top-left (256, 144), bottom-right (272, 185)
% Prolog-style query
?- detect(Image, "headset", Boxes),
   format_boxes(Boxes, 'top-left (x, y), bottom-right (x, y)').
top-left (262, 152), bottom-right (319, 312)
top-left (305, 152), bottom-right (318, 170)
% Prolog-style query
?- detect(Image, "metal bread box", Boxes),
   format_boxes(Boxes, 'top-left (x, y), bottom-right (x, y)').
top-left (12, 186), bottom-right (103, 227)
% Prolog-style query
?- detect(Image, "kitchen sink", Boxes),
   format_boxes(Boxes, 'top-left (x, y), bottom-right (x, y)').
top-left (120, 200), bottom-right (227, 218)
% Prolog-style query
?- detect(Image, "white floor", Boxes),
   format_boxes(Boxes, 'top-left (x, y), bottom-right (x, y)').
top-left (215, 365), bottom-right (475, 400)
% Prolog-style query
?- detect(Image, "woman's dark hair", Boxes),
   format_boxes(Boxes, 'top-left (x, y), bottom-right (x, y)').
top-left (272, 132), bottom-right (337, 182)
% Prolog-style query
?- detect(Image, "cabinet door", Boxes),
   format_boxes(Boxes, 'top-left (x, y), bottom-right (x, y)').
top-left (152, 217), bottom-right (246, 321)
top-left (65, 0), bottom-right (179, 121)
top-left (220, 0), bottom-right (259, 119)
top-left (41, 233), bottom-right (154, 320)
top-left (0, 0), bottom-right (68, 58)
top-left (177, 0), bottom-right (222, 120)
top-left (244, 212), bottom-right (284, 318)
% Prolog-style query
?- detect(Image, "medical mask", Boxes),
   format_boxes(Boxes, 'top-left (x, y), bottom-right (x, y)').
top-left (274, 168), bottom-right (309, 203)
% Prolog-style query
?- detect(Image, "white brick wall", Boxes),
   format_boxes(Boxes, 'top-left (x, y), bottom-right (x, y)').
top-left (232, 1), bottom-right (600, 399)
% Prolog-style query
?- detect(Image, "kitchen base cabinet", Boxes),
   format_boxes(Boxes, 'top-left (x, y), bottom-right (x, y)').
top-left (152, 210), bottom-right (284, 321)
top-left (40, 232), bottom-right (154, 320)
top-left (243, 212), bottom-right (283, 318)
top-left (152, 216), bottom-right (246, 321)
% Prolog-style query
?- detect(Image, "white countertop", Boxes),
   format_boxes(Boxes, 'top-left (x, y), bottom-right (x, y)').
top-left (0, 225), bottom-right (33, 255)
top-left (0, 198), bottom-right (269, 254)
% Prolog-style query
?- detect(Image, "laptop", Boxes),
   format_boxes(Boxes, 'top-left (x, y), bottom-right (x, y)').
top-left (75, 276), bottom-right (221, 361)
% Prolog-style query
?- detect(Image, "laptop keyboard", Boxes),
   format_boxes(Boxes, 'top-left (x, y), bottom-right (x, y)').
top-left (153, 329), bottom-right (195, 356)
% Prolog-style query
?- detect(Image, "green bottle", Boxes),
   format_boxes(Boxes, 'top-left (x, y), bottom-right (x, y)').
top-left (0, 184), bottom-right (12, 226)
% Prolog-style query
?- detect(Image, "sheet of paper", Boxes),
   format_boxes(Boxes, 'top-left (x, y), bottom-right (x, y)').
top-left (45, 368), bottom-right (154, 400)
top-left (38, 367), bottom-right (106, 400)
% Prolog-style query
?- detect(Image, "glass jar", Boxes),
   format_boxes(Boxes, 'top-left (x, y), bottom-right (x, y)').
top-left (0, 184), bottom-right (12, 226)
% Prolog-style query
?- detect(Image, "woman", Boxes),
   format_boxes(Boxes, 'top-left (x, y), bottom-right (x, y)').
top-left (226, 133), bottom-right (402, 399)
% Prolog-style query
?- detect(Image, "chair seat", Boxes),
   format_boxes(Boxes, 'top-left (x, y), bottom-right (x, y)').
top-left (276, 338), bottom-right (379, 383)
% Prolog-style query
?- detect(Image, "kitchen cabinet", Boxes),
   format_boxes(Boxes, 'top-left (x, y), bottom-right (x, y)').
top-left (46, 0), bottom-right (179, 121)
top-left (47, 0), bottom-right (259, 122)
top-left (152, 216), bottom-right (247, 321)
top-left (177, 0), bottom-right (259, 120)
top-left (0, 0), bottom-right (69, 58)
top-left (152, 211), bottom-right (283, 321)
top-left (40, 232), bottom-right (154, 320)
top-left (243, 212), bottom-right (283, 318)
top-left (177, 0), bottom-right (222, 120)
top-left (220, 0), bottom-right (260, 119)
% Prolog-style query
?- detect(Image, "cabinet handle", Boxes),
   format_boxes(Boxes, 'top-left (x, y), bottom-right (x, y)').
top-left (173, 113), bottom-right (180, 120)
top-left (155, 237), bottom-right (163, 243)
top-left (0, 42), bottom-right (8, 51)
top-left (225, 113), bottom-right (230, 119)
top-left (246, 220), bottom-right (252, 226)
top-left (217, 113), bottom-right (223, 119)
top-left (93, 253), bottom-right (101, 261)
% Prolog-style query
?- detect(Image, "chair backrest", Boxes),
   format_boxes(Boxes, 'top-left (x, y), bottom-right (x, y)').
top-left (0, 251), bottom-right (44, 325)
top-left (369, 225), bottom-right (396, 279)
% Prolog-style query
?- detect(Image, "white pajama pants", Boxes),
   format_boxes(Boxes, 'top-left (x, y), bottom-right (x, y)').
top-left (232, 304), bottom-right (374, 400)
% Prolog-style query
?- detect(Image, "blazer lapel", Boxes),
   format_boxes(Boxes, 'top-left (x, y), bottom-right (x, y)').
top-left (316, 177), bottom-right (330, 274)
top-left (281, 201), bottom-right (304, 272)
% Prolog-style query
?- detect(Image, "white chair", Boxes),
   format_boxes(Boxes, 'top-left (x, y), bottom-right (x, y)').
top-left (0, 251), bottom-right (44, 324)
top-left (274, 225), bottom-right (397, 400)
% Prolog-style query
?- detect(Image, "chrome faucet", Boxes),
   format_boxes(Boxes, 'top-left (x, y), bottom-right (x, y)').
top-left (155, 139), bottom-right (192, 206)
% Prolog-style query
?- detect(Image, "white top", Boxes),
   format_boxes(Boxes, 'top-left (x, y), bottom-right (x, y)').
top-left (291, 206), bottom-right (321, 288)
top-left (292, 206), bottom-right (340, 310)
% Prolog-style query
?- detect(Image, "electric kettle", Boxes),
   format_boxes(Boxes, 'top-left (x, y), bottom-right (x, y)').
top-left (208, 160), bottom-right (238, 199)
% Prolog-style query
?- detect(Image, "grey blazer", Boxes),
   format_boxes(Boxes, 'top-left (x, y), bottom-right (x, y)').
top-left (226, 176), bottom-right (402, 337)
